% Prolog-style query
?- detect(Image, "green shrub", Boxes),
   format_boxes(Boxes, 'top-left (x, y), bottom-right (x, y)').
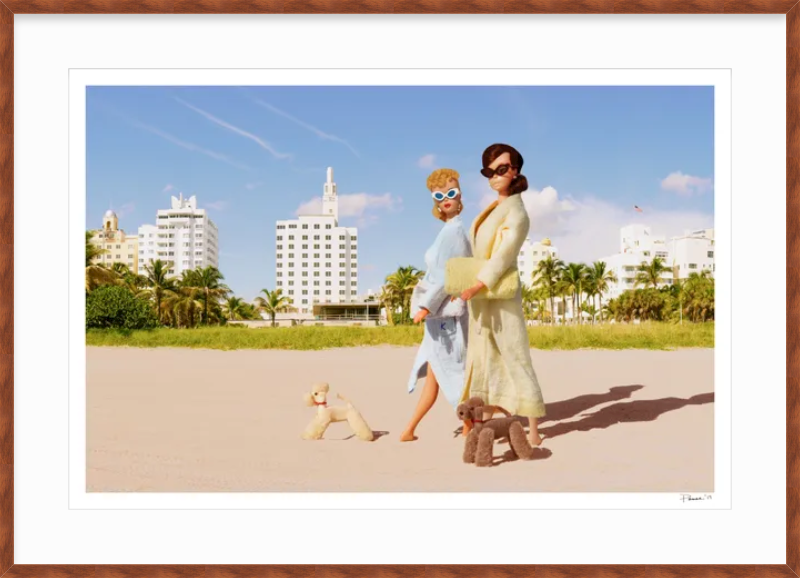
top-left (86, 285), bottom-right (158, 330)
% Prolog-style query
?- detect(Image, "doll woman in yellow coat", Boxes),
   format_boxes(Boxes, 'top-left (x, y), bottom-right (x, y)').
top-left (458, 143), bottom-right (547, 446)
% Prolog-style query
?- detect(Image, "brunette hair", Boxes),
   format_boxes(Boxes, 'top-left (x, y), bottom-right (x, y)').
top-left (482, 143), bottom-right (529, 196)
top-left (427, 168), bottom-right (463, 222)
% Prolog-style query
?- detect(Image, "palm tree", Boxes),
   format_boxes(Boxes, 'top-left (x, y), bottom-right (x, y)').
top-left (138, 259), bottom-right (177, 325)
top-left (520, 284), bottom-right (537, 321)
top-left (533, 256), bottom-right (564, 326)
top-left (378, 285), bottom-right (398, 326)
top-left (182, 266), bottom-right (230, 325)
top-left (163, 286), bottom-right (204, 328)
top-left (255, 288), bottom-right (292, 327)
top-left (586, 261), bottom-right (617, 323)
top-left (635, 256), bottom-right (669, 289)
top-left (222, 296), bottom-right (250, 321)
top-left (85, 231), bottom-right (117, 292)
top-left (561, 263), bottom-right (586, 325)
top-left (111, 262), bottom-right (149, 294)
top-left (385, 265), bottom-right (424, 324)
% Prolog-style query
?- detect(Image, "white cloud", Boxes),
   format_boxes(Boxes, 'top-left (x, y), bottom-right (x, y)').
top-left (117, 202), bottom-right (135, 218)
top-left (295, 192), bottom-right (401, 226)
top-left (660, 171), bottom-right (713, 196)
top-left (417, 154), bottom-right (437, 169)
top-left (476, 183), bottom-right (712, 265)
top-left (205, 201), bottom-right (228, 211)
top-left (162, 184), bottom-right (174, 193)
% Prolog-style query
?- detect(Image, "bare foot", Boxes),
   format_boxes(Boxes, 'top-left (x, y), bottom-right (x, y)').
top-left (400, 431), bottom-right (418, 442)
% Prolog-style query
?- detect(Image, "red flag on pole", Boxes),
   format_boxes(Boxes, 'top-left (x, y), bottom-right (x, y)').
top-left (634, 205), bottom-right (643, 213)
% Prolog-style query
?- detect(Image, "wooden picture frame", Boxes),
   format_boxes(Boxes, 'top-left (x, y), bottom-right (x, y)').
top-left (2, 2), bottom-right (793, 577)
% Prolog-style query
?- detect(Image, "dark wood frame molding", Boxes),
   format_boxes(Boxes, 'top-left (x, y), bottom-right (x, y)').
top-left (1, 2), bottom-right (794, 577)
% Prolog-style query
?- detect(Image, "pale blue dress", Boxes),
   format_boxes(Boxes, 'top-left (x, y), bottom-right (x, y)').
top-left (407, 215), bottom-right (473, 408)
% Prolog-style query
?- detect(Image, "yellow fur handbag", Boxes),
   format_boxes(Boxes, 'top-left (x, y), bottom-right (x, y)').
top-left (445, 257), bottom-right (520, 300)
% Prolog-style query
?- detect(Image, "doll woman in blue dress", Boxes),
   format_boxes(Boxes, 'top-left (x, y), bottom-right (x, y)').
top-left (400, 168), bottom-right (472, 442)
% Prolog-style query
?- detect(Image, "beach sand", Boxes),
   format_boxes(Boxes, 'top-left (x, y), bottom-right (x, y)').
top-left (86, 346), bottom-right (714, 493)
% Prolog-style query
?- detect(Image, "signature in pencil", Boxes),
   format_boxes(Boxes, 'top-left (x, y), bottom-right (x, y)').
top-left (679, 493), bottom-right (713, 502)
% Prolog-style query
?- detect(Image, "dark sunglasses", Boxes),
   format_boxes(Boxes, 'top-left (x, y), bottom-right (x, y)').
top-left (431, 188), bottom-right (460, 202)
top-left (480, 164), bottom-right (518, 178)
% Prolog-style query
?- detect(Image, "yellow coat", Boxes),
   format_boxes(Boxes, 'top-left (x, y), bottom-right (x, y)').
top-left (461, 193), bottom-right (546, 419)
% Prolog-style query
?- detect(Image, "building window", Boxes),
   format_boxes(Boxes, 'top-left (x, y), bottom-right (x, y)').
top-left (288, 254), bottom-right (294, 259)
top-left (277, 280), bottom-right (283, 286)
top-left (325, 272), bottom-right (331, 277)
top-left (325, 224), bottom-right (331, 229)
top-left (325, 254), bottom-right (331, 259)
top-left (288, 280), bottom-right (294, 286)
top-left (288, 290), bottom-right (294, 295)
top-left (302, 262), bottom-right (308, 268)
top-left (314, 290), bottom-right (319, 295)
top-left (314, 244), bottom-right (320, 250)
top-left (352, 254), bottom-right (357, 260)
top-left (352, 272), bottom-right (357, 278)
top-left (325, 262), bottom-right (331, 268)
top-left (325, 281), bottom-right (332, 286)
top-left (288, 244), bottom-right (294, 250)
top-left (302, 224), bottom-right (308, 229)
top-left (325, 245), bottom-right (331, 250)
top-left (302, 281), bottom-right (308, 286)
top-left (340, 280), bottom-right (346, 286)
top-left (277, 236), bottom-right (283, 241)
top-left (302, 235), bottom-right (308, 240)
top-left (325, 235), bottom-right (331, 241)
top-left (314, 254), bottom-right (320, 259)
top-left (313, 263), bottom-right (320, 268)
top-left (288, 235), bottom-right (295, 240)
top-left (302, 271), bottom-right (308, 277)
top-left (339, 235), bottom-right (346, 240)
top-left (276, 272), bottom-right (282, 277)
top-left (352, 236), bottom-right (357, 241)
top-left (302, 290), bottom-right (308, 295)
top-left (288, 271), bottom-right (294, 277)
top-left (325, 290), bottom-right (331, 295)
top-left (339, 253), bottom-right (346, 259)
top-left (277, 254), bottom-right (283, 259)
top-left (314, 235), bottom-right (320, 240)
top-left (643, 251), bottom-right (650, 257)
top-left (708, 251), bottom-right (714, 258)
top-left (689, 263), bottom-right (697, 269)
top-left (313, 271), bottom-right (320, 277)
top-left (339, 290), bottom-right (345, 295)
top-left (339, 271), bottom-right (346, 276)
top-left (128, 254), bottom-right (134, 258)
top-left (289, 224), bottom-right (296, 229)
top-left (339, 263), bottom-right (346, 268)
top-left (314, 224), bottom-right (320, 229)
top-left (351, 281), bottom-right (357, 286)
top-left (277, 245), bottom-right (283, 250)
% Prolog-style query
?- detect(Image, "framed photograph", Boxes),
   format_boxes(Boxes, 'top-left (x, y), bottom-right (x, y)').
top-left (9, 3), bottom-right (793, 577)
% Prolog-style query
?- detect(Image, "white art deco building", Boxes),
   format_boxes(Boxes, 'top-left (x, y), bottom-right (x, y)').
top-left (517, 237), bottom-right (559, 287)
top-left (137, 193), bottom-right (219, 277)
top-left (275, 167), bottom-right (358, 313)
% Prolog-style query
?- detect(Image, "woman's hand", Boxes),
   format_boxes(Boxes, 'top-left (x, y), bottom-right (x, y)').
top-left (413, 308), bottom-right (430, 324)
top-left (460, 281), bottom-right (486, 301)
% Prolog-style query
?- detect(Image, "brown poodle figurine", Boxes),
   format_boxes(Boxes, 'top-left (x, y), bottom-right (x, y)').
top-left (302, 382), bottom-right (374, 441)
top-left (457, 396), bottom-right (536, 467)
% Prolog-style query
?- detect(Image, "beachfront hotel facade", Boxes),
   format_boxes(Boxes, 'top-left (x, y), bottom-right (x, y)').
top-left (601, 224), bottom-right (714, 302)
top-left (88, 210), bottom-right (139, 272)
top-left (517, 237), bottom-right (559, 287)
top-left (275, 167), bottom-right (359, 314)
top-left (137, 193), bottom-right (220, 277)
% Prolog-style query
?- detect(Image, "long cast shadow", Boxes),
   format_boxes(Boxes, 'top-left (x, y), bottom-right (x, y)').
top-left (539, 392), bottom-right (714, 439)
top-left (453, 384), bottom-right (645, 437)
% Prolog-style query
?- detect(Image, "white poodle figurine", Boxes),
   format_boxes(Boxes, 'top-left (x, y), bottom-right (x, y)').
top-left (302, 382), bottom-right (375, 441)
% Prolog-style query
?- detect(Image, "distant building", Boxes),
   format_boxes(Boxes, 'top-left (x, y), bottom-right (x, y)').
top-left (89, 210), bottom-right (139, 272)
top-left (137, 193), bottom-right (219, 277)
top-left (517, 237), bottom-right (559, 287)
top-left (602, 224), bottom-right (674, 301)
top-left (275, 167), bottom-right (358, 314)
top-left (669, 228), bottom-right (715, 280)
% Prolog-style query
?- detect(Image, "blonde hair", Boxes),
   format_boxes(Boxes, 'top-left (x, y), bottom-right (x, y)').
top-left (427, 168), bottom-right (463, 222)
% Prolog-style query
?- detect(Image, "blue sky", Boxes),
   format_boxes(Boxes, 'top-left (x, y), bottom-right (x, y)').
top-left (86, 85), bottom-right (714, 301)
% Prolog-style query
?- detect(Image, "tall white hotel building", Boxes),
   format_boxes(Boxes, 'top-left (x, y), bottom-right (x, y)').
top-left (275, 167), bottom-right (358, 313)
top-left (137, 193), bottom-right (220, 277)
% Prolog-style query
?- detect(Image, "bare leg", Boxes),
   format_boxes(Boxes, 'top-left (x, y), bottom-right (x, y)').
top-left (528, 416), bottom-right (543, 446)
top-left (400, 363), bottom-right (440, 441)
